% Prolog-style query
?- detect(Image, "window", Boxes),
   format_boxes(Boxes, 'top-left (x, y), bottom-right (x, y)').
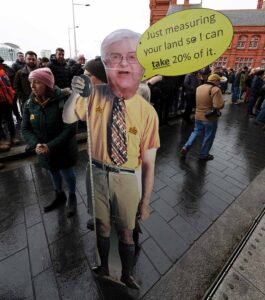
top-left (213, 56), bottom-right (227, 68)
top-left (261, 58), bottom-right (265, 69)
top-left (234, 57), bottom-right (253, 69)
top-left (249, 36), bottom-right (259, 49)
top-left (237, 36), bottom-right (247, 49)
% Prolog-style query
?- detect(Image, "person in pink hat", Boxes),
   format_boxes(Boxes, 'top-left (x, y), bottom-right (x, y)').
top-left (21, 68), bottom-right (79, 217)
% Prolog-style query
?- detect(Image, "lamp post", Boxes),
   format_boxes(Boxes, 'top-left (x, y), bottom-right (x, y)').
top-left (68, 26), bottom-right (79, 58)
top-left (71, 0), bottom-right (90, 58)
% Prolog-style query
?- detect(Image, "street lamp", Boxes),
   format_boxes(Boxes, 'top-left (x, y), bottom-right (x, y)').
top-left (72, 0), bottom-right (90, 58)
top-left (68, 26), bottom-right (79, 58)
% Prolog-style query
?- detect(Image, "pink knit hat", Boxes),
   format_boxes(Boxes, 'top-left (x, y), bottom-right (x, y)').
top-left (29, 68), bottom-right (55, 89)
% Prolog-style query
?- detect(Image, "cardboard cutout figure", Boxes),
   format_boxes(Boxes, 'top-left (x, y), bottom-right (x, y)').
top-left (63, 29), bottom-right (160, 292)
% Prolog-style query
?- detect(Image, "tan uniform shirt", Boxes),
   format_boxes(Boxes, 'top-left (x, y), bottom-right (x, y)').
top-left (75, 84), bottom-right (160, 169)
top-left (195, 83), bottom-right (225, 121)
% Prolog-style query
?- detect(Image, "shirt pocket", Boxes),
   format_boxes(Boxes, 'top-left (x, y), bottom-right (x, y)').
top-left (127, 127), bottom-right (141, 158)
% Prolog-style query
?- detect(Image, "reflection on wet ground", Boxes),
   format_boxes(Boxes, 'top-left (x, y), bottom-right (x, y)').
top-left (1, 100), bottom-right (265, 299)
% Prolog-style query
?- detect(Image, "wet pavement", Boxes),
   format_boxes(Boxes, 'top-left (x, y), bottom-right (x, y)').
top-left (208, 208), bottom-right (265, 300)
top-left (1, 97), bottom-right (265, 300)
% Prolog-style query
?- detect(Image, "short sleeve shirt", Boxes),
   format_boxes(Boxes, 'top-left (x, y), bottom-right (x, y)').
top-left (75, 84), bottom-right (160, 169)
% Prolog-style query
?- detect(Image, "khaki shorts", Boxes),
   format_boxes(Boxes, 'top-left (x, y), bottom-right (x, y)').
top-left (86, 164), bottom-right (141, 230)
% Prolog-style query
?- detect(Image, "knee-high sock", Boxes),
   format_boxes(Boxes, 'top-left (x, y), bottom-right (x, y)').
top-left (97, 235), bottom-right (110, 270)
top-left (119, 241), bottom-right (135, 277)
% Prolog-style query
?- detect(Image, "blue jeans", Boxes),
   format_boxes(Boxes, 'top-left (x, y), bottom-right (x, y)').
top-left (231, 86), bottom-right (239, 103)
top-left (184, 119), bottom-right (218, 157)
top-left (48, 167), bottom-right (76, 194)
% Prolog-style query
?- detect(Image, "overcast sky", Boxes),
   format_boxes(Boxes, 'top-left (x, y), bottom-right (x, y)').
top-left (0, 0), bottom-right (259, 59)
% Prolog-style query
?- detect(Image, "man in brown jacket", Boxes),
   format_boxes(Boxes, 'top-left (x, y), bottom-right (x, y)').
top-left (180, 74), bottom-right (225, 161)
top-left (13, 51), bottom-right (38, 113)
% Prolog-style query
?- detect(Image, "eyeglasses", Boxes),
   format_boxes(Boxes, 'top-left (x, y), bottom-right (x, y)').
top-left (107, 52), bottom-right (138, 64)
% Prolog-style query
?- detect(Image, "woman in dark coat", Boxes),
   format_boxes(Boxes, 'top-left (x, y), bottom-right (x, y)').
top-left (22, 68), bottom-right (78, 217)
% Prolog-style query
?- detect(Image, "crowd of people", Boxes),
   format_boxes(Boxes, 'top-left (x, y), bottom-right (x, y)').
top-left (145, 65), bottom-right (265, 125)
top-left (0, 49), bottom-right (105, 165)
top-left (0, 47), bottom-right (264, 164)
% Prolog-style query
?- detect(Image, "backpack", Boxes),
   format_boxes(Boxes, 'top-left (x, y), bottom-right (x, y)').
top-left (0, 69), bottom-right (15, 104)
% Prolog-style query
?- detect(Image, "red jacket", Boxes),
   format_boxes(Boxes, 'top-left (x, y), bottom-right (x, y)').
top-left (0, 68), bottom-right (15, 105)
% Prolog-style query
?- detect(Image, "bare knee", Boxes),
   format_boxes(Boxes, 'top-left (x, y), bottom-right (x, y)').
top-left (96, 219), bottom-right (110, 237)
top-left (118, 228), bottom-right (134, 244)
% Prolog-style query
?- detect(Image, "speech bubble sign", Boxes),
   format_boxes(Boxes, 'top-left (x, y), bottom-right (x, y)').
top-left (137, 8), bottom-right (233, 80)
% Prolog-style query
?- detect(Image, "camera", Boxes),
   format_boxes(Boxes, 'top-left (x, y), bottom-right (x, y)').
top-left (204, 108), bottom-right (222, 119)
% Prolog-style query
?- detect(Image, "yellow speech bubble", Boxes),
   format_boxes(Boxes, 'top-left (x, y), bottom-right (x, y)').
top-left (137, 8), bottom-right (233, 80)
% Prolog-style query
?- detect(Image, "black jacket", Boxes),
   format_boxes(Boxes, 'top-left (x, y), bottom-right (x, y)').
top-left (12, 60), bottom-right (25, 73)
top-left (48, 59), bottom-right (72, 88)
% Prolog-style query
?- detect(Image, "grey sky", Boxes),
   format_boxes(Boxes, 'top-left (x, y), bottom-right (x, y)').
top-left (0, 0), bottom-right (259, 59)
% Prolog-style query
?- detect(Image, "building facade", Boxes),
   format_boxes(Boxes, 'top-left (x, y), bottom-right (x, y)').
top-left (149, 0), bottom-right (265, 70)
top-left (40, 49), bottom-right (51, 59)
top-left (0, 43), bottom-right (22, 66)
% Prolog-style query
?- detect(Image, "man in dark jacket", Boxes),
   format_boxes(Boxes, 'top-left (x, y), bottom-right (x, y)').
top-left (227, 68), bottom-right (235, 94)
top-left (70, 54), bottom-right (85, 76)
top-left (48, 48), bottom-right (72, 88)
top-left (12, 52), bottom-right (25, 73)
top-left (14, 51), bottom-right (38, 113)
top-left (231, 68), bottom-right (242, 104)
top-left (247, 70), bottom-right (265, 117)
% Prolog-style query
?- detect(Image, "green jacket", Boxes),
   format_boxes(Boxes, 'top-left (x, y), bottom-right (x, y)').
top-left (22, 88), bottom-right (78, 170)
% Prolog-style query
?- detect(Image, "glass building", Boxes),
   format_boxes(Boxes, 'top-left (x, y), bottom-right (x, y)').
top-left (0, 43), bottom-right (22, 66)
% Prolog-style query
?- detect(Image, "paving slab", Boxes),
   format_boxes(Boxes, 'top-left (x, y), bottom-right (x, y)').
top-left (33, 268), bottom-right (60, 300)
top-left (0, 249), bottom-right (34, 299)
top-left (211, 269), bottom-right (265, 300)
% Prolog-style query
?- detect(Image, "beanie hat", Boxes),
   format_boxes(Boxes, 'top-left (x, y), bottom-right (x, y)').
top-left (28, 67), bottom-right (54, 89)
top-left (84, 57), bottom-right (107, 83)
